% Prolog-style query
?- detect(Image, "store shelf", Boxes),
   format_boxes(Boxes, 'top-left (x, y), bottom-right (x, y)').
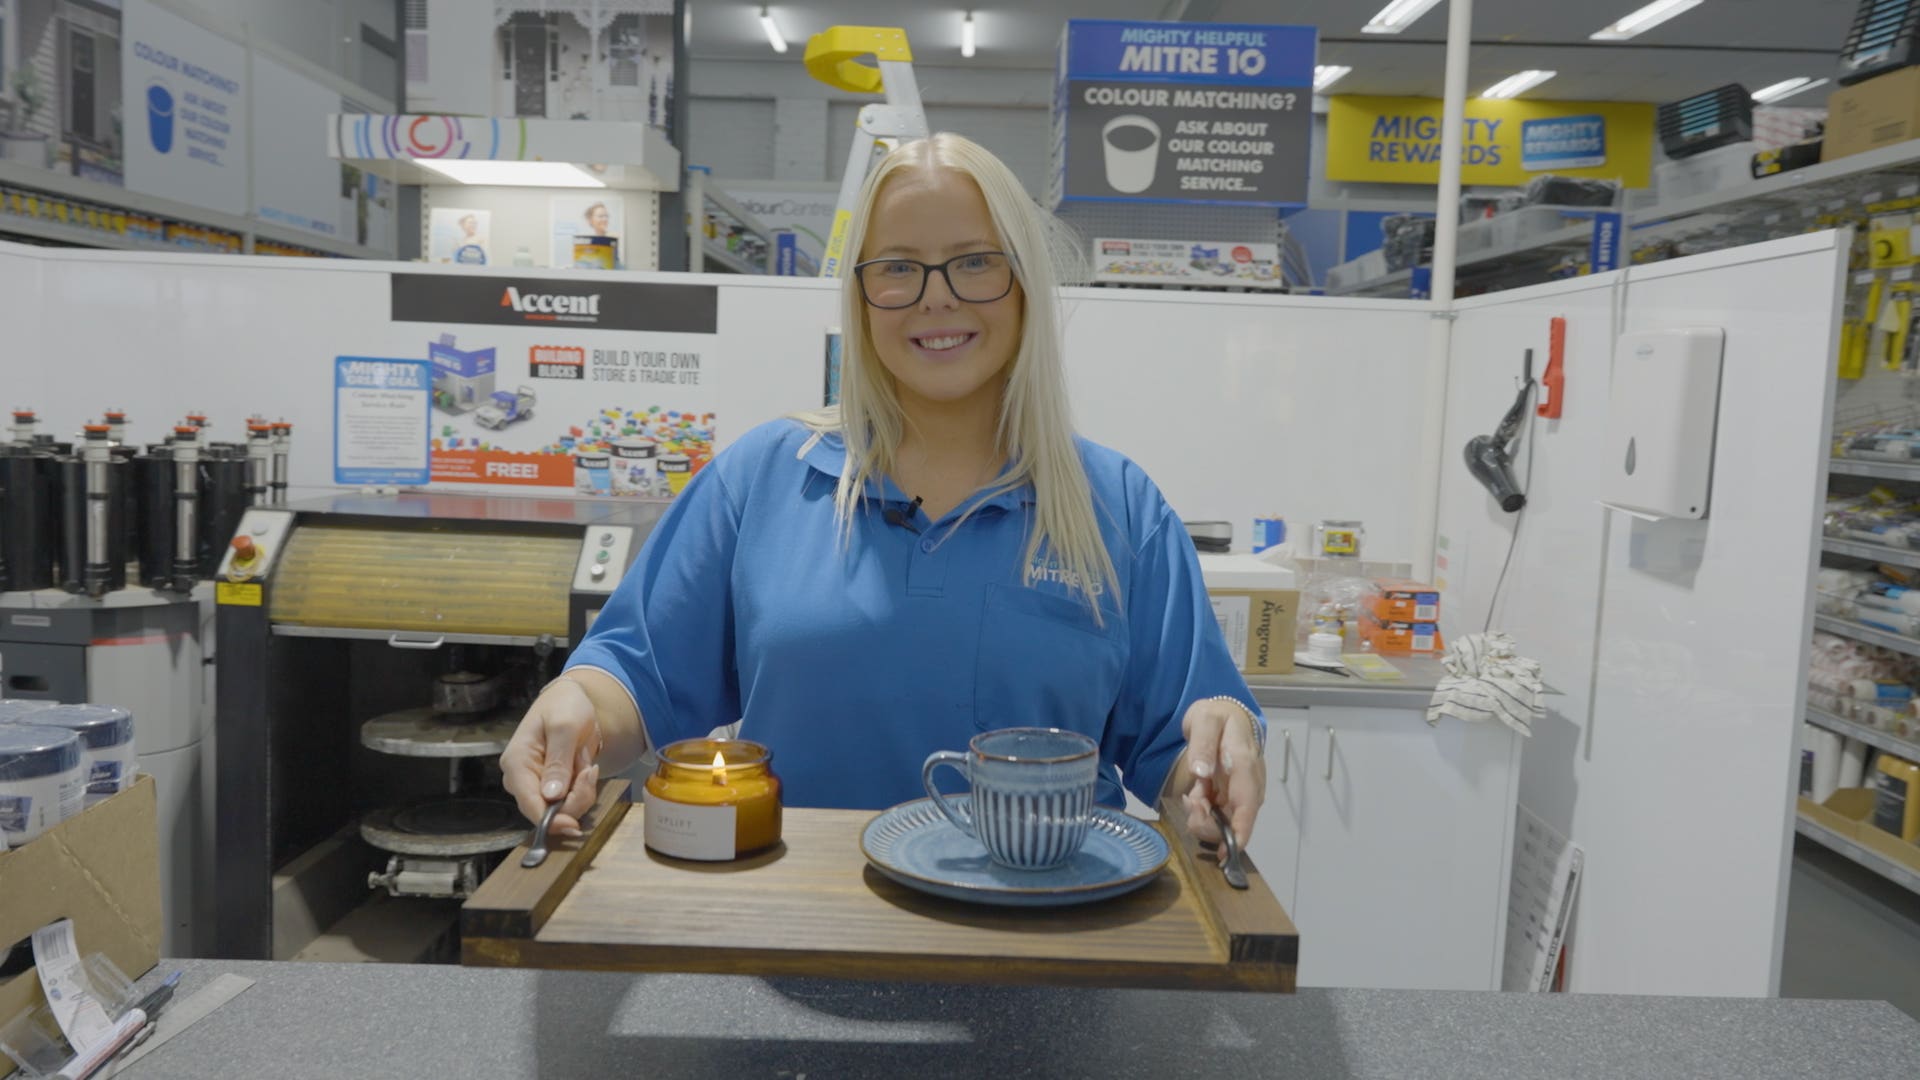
top-left (1823, 537), bottom-right (1920, 570)
top-left (1807, 706), bottom-right (1920, 763)
top-left (1633, 136), bottom-right (1920, 230)
top-left (701, 242), bottom-right (767, 275)
top-left (0, 213), bottom-right (181, 253)
top-left (1326, 221), bottom-right (1595, 298)
top-left (1795, 809), bottom-right (1920, 897)
top-left (0, 157), bottom-right (396, 260)
top-left (1813, 614), bottom-right (1920, 658)
top-left (1830, 457), bottom-right (1920, 482)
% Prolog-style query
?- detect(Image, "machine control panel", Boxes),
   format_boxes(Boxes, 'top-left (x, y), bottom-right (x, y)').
top-left (573, 525), bottom-right (636, 594)
top-left (215, 509), bottom-right (295, 581)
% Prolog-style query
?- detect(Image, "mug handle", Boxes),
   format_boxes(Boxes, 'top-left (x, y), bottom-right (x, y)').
top-left (921, 751), bottom-right (974, 838)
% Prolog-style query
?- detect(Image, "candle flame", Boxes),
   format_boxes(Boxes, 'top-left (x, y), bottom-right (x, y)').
top-left (711, 750), bottom-right (726, 784)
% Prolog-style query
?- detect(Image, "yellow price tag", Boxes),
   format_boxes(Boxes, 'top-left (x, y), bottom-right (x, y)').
top-left (216, 581), bottom-right (263, 607)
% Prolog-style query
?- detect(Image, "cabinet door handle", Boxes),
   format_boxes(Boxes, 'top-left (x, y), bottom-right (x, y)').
top-left (1325, 730), bottom-right (1336, 781)
top-left (1280, 729), bottom-right (1291, 783)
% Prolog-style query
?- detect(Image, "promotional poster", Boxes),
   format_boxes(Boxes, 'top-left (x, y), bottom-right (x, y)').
top-left (551, 194), bottom-right (625, 269)
top-left (429, 208), bottom-right (493, 265)
top-left (344, 273), bottom-right (726, 499)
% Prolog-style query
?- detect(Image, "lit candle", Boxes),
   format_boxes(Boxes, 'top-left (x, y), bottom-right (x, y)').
top-left (643, 738), bottom-right (782, 861)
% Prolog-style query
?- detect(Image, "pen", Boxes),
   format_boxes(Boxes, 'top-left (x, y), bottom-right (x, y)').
top-left (132, 970), bottom-right (182, 1022)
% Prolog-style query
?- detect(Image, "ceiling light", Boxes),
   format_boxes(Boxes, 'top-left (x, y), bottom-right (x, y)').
top-left (1482, 70), bottom-right (1557, 99)
top-left (1314, 65), bottom-right (1353, 92)
top-left (962, 12), bottom-right (976, 58)
top-left (1752, 76), bottom-right (1829, 104)
top-left (1590, 0), bottom-right (1704, 41)
top-left (414, 160), bottom-right (608, 188)
top-left (1362, 0), bottom-right (1444, 35)
top-left (760, 6), bottom-right (787, 54)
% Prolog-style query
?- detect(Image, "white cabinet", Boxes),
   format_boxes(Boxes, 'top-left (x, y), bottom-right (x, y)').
top-left (1245, 705), bottom-right (1520, 991)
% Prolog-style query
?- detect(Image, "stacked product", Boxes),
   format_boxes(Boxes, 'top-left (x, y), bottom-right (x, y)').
top-left (0, 701), bottom-right (86, 851)
top-left (1823, 489), bottom-right (1920, 548)
top-left (1809, 628), bottom-right (1920, 737)
top-left (1816, 566), bottom-right (1920, 642)
top-left (1359, 578), bottom-right (1444, 655)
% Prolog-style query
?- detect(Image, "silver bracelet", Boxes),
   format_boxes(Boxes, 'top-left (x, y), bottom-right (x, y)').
top-left (1203, 695), bottom-right (1265, 754)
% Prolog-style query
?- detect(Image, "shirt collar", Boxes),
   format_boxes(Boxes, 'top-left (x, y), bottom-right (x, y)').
top-left (797, 430), bottom-right (1037, 508)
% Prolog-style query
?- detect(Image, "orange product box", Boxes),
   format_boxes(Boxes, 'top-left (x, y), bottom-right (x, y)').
top-left (1361, 614), bottom-right (1443, 655)
top-left (1366, 578), bottom-right (1440, 623)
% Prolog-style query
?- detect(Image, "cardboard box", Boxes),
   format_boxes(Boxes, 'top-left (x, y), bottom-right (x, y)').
top-left (1824, 67), bottom-right (1920, 163)
top-left (0, 775), bottom-right (160, 1029)
top-left (1801, 788), bottom-right (1920, 877)
top-left (1360, 614), bottom-right (1443, 655)
top-left (1207, 588), bottom-right (1298, 675)
top-left (1366, 578), bottom-right (1441, 624)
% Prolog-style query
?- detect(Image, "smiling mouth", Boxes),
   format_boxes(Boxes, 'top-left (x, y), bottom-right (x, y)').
top-left (912, 332), bottom-right (977, 353)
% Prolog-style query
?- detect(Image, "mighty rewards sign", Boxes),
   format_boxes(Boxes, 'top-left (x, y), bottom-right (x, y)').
top-left (1324, 96), bottom-right (1656, 187)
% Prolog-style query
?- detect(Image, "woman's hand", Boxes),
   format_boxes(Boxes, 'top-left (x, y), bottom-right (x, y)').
top-left (1178, 699), bottom-right (1265, 862)
top-left (500, 676), bottom-right (604, 838)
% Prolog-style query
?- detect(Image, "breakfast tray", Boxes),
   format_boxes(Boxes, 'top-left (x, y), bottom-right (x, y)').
top-left (461, 781), bottom-right (1298, 992)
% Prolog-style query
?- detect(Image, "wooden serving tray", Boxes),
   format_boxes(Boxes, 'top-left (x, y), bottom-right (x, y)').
top-left (462, 781), bottom-right (1297, 992)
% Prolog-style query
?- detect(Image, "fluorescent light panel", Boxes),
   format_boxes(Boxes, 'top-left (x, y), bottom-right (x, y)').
top-left (760, 6), bottom-right (787, 53)
top-left (962, 12), bottom-right (976, 58)
top-left (1314, 65), bottom-right (1353, 92)
top-left (1362, 0), bottom-right (1444, 34)
top-left (1482, 70), bottom-right (1557, 99)
top-left (1591, 0), bottom-right (1703, 40)
top-left (1752, 76), bottom-right (1829, 103)
top-left (414, 160), bottom-right (607, 188)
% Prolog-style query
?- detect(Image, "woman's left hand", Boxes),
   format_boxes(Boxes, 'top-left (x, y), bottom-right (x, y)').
top-left (1179, 699), bottom-right (1265, 862)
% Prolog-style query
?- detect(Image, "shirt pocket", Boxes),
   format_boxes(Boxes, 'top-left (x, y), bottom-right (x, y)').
top-left (974, 582), bottom-right (1127, 738)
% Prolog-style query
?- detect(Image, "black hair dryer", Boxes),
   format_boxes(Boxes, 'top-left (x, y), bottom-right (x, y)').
top-left (1464, 351), bottom-right (1536, 514)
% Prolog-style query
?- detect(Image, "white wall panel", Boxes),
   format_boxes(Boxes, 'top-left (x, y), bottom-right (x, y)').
top-left (1438, 232), bottom-right (1848, 998)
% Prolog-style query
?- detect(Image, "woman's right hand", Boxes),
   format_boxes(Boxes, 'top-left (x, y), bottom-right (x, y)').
top-left (501, 676), bottom-right (604, 837)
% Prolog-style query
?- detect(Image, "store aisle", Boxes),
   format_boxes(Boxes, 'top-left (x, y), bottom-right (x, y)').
top-left (1781, 838), bottom-right (1920, 1021)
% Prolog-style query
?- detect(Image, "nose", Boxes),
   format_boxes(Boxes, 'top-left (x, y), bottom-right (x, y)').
top-left (920, 267), bottom-right (962, 310)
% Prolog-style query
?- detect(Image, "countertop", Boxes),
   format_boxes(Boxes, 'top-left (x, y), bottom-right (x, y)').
top-left (117, 960), bottom-right (1920, 1079)
top-left (1248, 655), bottom-right (1449, 711)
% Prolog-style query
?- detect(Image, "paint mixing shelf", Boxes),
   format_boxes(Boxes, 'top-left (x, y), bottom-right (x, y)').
top-left (1823, 537), bottom-right (1920, 571)
top-left (1806, 707), bottom-right (1920, 764)
top-left (1814, 615), bottom-right (1920, 660)
top-left (1795, 810), bottom-right (1920, 898)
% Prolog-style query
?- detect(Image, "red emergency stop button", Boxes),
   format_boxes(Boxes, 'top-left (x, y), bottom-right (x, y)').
top-left (231, 536), bottom-right (259, 564)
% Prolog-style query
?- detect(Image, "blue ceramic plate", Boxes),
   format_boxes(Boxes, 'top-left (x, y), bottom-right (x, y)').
top-left (860, 797), bottom-right (1170, 908)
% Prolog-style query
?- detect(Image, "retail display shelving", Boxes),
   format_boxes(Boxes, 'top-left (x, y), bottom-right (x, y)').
top-left (1813, 614), bottom-right (1920, 660)
top-left (1830, 457), bottom-right (1920, 482)
top-left (1806, 706), bottom-right (1920, 764)
top-left (1795, 810), bottom-right (1920, 897)
top-left (1822, 537), bottom-right (1920, 571)
top-left (0, 158), bottom-right (396, 260)
top-left (1328, 135), bottom-right (1920, 298)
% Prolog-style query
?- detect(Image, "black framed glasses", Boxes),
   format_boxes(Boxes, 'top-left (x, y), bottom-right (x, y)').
top-left (853, 251), bottom-right (1016, 309)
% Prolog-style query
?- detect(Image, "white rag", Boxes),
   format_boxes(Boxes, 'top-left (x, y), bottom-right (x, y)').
top-left (1426, 631), bottom-right (1543, 737)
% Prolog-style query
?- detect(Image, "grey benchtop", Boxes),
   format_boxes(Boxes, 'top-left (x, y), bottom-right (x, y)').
top-left (1248, 655), bottom-right (1449, 711)
top-left (119, 960), bottom-right (1920, 1079)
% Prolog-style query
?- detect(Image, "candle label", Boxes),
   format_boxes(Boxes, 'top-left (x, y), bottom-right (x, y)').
top-left (644, 798), bottom-right (737, 860)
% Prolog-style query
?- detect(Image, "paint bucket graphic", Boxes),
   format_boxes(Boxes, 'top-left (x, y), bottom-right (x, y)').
top-left (659, 453), bottom-right (692, 495)
top-left (573, 451), bottom-right (611, 495)
top-left (1101, 115), bottom-right (1160, 194)
top-left (611, 437), bottom-right (657, 495)
top-left (147, 84), bottom-right (175, 154)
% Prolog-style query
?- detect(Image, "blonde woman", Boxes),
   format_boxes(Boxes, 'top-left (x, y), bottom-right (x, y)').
top-left (501, 133), bottom-right (1265, 854)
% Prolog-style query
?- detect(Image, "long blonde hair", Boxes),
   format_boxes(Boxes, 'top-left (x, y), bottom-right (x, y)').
top-left (795, 133), bottom-right (1119, 611)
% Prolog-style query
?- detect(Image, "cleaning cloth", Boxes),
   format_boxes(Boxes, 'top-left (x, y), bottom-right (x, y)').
top-left (1427, 631), bottom-right (1543, 737)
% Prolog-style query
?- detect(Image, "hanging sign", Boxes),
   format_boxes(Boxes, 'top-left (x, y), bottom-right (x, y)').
top-left (1049, 19), bottom-right (1316, 208)
top-left (1325, 96), bottom-right (1656, 187)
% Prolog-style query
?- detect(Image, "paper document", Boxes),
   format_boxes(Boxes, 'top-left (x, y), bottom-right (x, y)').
top-left (1502, 806), bottom-right (1584, 992)
top-left (32, 919), bottom-right (116, 1052)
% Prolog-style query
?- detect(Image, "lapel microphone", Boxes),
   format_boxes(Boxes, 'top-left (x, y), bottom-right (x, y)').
top-left (884, 495), bottom-right (925, 534)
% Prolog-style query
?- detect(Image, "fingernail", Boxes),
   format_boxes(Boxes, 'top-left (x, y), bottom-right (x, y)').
top-left (1192, 760), bottom-right (1214, 779)
top-left (1221, 749), bottom-right (1235, 771)
top-left (559, 826), bottom-right (583, 839)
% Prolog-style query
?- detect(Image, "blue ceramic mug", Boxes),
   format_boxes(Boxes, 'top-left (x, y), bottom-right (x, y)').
top-left (921, 728), bottom-right (1098, 871)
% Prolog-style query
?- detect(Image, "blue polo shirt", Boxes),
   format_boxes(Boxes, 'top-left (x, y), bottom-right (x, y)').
top-left (566, 418), bottom-right (1261, 810)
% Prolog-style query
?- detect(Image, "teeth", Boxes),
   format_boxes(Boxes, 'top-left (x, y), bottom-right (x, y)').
top-left (918, 334), bottom-right (969, 351)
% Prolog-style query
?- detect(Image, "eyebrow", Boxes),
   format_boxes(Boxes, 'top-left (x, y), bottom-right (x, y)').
top-left (868, 239), bottom-right (999, 259)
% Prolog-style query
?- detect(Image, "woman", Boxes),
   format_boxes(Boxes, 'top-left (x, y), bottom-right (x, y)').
top-left (501, 133), bottom-right (1264, 854)
top-left (584, 202), bottom-right (613, 237)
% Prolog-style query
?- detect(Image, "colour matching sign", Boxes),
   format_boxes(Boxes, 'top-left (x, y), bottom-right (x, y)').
top-left (1049, 19), bottom-right (1316, 208)
top-left (1324, 96), bottom-right (1657, 187)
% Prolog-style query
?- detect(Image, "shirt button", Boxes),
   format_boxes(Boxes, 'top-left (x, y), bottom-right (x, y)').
top-left (919, 539), bottom-right (934, 553)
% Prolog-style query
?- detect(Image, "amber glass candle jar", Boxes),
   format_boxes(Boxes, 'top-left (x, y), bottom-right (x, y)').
top-left (642, 738), bottom-right (782, 860)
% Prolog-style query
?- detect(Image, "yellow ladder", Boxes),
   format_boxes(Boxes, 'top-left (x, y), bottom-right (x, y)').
top-left (804, 26), bottom-right (928, 278)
